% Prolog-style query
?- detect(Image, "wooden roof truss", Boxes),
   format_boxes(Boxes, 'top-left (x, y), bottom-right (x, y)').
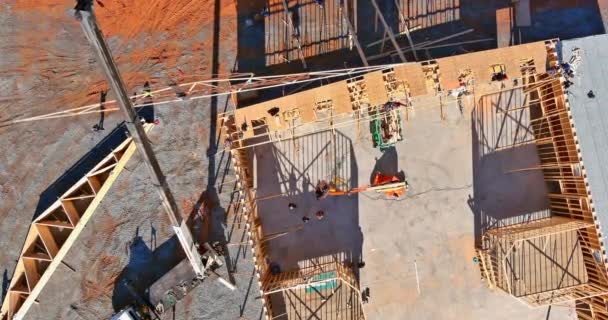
top-left (0, 124), bottom-right (152, 320)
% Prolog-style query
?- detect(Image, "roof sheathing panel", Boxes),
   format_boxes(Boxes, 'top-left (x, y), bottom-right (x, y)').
top-left (561, 34), bottom-right (608, 248)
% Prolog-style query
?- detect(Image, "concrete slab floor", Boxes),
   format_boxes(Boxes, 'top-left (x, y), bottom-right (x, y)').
top-left (246, 93), bottom-right (578, 319)
top-left (252, 129), bottom-right (363, 271)
top-left (350, 97), bottom-right (576, 319)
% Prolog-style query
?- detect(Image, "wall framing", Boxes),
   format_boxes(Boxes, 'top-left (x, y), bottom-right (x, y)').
top-left (222, 113), bottom-right (365, 320)
top-left (478, 40), bottom-right (608, 318)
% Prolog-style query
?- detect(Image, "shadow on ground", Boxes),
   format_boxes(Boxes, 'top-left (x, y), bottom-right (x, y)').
top-left (111, 228), bottom-right (185, 312)
top-left (32, 123), bottom-right (128, 220)
top-left (249, 129), bottom-right (363, 317)
top-left (32, 94), bottom-right (155, 221)
top-left (251, 129), bottom-right (363, 268)
top-left (469, 90), bottom-right (550, 247)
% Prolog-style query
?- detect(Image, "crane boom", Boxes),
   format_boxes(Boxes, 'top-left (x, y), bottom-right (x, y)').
top-left (74, 5), bottom-right (206, 277)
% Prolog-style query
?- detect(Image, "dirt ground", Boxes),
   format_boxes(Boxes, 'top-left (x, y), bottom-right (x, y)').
top-left (0, 0), bottom-right (266, 319)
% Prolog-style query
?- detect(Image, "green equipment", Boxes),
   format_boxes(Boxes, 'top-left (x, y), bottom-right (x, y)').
top-left (371, 101), bottom-right (404, 150)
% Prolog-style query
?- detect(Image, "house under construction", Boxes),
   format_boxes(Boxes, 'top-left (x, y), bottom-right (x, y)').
top-left (213, 36), bottom-right (608, 319)
top-left (475, 36), bottom-right (608, 319)
top-left (3, 6), bottom-right (608, 318)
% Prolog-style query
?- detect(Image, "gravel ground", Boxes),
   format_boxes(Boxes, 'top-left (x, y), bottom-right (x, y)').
top-left (0, 0), bottom-right (264, 318)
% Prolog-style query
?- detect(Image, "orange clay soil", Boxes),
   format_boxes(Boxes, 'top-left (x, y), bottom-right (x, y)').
top-left (2, 0), bottom-right (237, 113)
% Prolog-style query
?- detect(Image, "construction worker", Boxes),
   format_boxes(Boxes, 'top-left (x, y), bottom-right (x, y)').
top-left (315, 180), bottom-right (329, 199)
top-left (93, 90), bottom-right (107, 131)
top-left (142, 81), bottom-right (153, 98)
top-left (315, 210), bottom-right (325, 220)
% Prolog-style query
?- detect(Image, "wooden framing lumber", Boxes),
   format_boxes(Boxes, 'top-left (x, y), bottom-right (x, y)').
top-left (263, 259), bottom-right (365, 320)
top-left (480, 45), bottom-right (608, 313)
top-left (519, 283), bottom-right (608, 307)
top-left (368, 0), bottom-right (407, 62)
top-left (223, 114), bottom-right (365, 319)
top-left (0, 124), bottom-right (153, 320)
top-left (485, 216), bottom-right (594, 243)
top-left (339, 0), bottom-right (369, 66)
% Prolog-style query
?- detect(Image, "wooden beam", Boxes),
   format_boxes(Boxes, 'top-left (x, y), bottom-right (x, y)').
top-left (368, 0), bottom-right (407, 62)
top-left (392, 0), bottom-right (417, 61)
top-left (0, 126), bottom-right (150, 320)
top-left (87, 175), bottom-right (101, 193)
top-left (486, 216), bottom-right (594, 242)
top-left (339, 0), bottom-right (369, 66)
top-left (34, 225), bottom-right (59, 259)
top-left (61, 200), bottom-right (81, 226)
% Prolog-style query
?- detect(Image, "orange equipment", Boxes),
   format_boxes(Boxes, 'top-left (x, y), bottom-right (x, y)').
top-left (327, 172), bottom-right (408, 198)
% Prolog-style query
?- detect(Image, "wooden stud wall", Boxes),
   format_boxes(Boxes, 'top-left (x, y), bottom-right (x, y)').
top-left (263, 260), bottom-right (365, 320)
top-left (483, 224), bottom-right (591, 301)
top-left (222, 114), bottom-right (365, 319)
top-left (480, 40), bottom-right (608, 314)
top-left (525, 73), bottom-right (608, 300)
top-left (223, 114), bottom-right (275, 319)
top-left (0, 124), bottom-right (153, 320)
top-left (523, 41), bottom-right (608, 317)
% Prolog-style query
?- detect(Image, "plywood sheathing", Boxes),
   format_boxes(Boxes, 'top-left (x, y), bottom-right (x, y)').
top-left (231, 41), bottom-right (553, 141)
top-left (436, 41), bottom-right (548, 91)
top-left (496, 7), bottom-right (514, 48)
top-left (234, 80), bottom-right (352, 139)
top-left (393, 63), bottom-right (427, 96)
top-left (363, 72), bottom-right (386, 106)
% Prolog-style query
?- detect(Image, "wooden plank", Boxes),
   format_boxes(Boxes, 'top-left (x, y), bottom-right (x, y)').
top-left (62, 194), bottom-right (95, 201)
top-left (496, 7), bottom-right (513, 48)
top-left (21, 253), bottom-right (51, 262)
top-left (21, 259), bottom-right (40, 292)
top-left (89, 162), bottom-right (117, 177)
top-left (34, 225), bottom-right (59, 259)
top-left (87, 175), bottom-right (102, 193)
top-left (35, 220), bottom-right (74, 229)
top-left (61, 200), bottom-right (81, 226)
